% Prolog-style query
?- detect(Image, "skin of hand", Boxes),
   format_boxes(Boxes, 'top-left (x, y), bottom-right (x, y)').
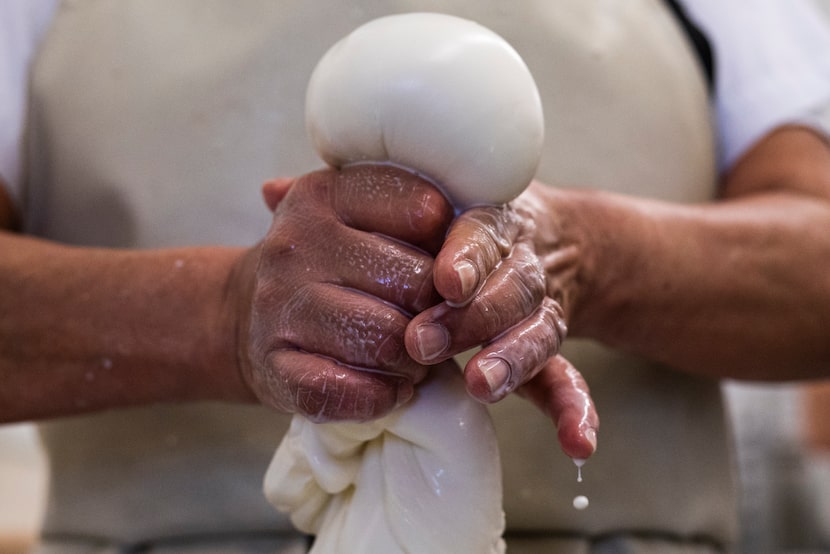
top-left (258, 168), bottom-right (599, 459)
top-left (1, 161), bottom-right (597, 449)
top-left (408, 126), bottom-right (830, 408)
top-left (401, 181), bottom-right (599, 459)
top-left (0, 165), bottom-right (455, 423)
top-left (237, 165), bottom-right (456, 422)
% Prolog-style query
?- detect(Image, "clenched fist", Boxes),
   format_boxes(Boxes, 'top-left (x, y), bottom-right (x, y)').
top-left (238, 165), bottom-right (454, 422)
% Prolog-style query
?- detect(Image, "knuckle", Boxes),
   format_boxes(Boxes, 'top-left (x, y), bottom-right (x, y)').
top-left (292, 368), bottom-right (346, 421)
top-left (504, 254), bottom-right (546, 312)
top-left (473, 295), bottom-right (507, 339)
top-left (407, 186), bottom-right (453, 235)
top-left (343, 309), bottom-right (406, 368)
top-left (315, 302), bottom-right (410, 371)
top-left (540, 297), bottom-right (568, 341)
top-left (258, 232), bottom-right (296, 269)
top-left (508, 266), bottom-right (544, 313)
top-left (481, 208), bottom-right (515, 257)
top-left (482, 301), bottom-right (568, 389)
top-left (275, 283), bottom-right (318, 342)
top-left (388, 253), bottom-right (436, 312)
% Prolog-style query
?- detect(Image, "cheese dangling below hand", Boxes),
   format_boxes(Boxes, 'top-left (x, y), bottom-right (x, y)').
top-left (264, 13), bottom-right (545, 553)
top-left (264, 370), bottom-right (506, 554)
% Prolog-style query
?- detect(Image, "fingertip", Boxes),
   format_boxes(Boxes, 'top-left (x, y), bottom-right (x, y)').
top-left (585, 427), bottom-right (598, 452)
top-left (464, 371), bottom-right (493, 403)
top-left (408, 185), bottom-right (455, 236)
top-left (451, 259), bottom-right (479, 303)
top-left (406, 320), bottom-right (450, 364)
top-left (395, 379), bottom-right (415, 408)
top-left (461, 359), bottom-right (509, 404)
top-left (434, 255), bottom-right (480, 306)
top-left (559, 424), bottom-right (598, 460)
top-left (262, 177), bottom-right (294, 212)
top-left (333, 165), bottom-right (453, 250)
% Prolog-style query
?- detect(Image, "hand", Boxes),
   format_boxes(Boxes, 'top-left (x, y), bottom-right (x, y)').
top-left (237, 165), bottom-right (454, 422)
top-left (404, 181), bottom-right (598, 455)
top-left (405, 181), bottom-right (583, 398)
top-left (517, 355), bottom-right (598, 460)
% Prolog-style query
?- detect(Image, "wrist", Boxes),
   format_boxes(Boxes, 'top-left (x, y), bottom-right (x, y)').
top-left (1, 240), bottom-right (261, 421)
top-left (203, 246), bottom-right (261, 404)
top-left (528, 186), bottom-right (650, 341)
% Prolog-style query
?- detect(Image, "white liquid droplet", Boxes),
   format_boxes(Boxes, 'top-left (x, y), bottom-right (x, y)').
top-left (573, 495), bottom-right (589, 510)
top-left (573, 457), bottom-right (586, 483)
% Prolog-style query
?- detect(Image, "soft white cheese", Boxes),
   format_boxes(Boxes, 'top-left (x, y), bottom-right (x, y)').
top-left (305, 12), bottom-right (544, 208)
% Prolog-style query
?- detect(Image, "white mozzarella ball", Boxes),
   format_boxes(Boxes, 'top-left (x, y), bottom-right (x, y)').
top-left (306, 12), bottom-right (544, 208)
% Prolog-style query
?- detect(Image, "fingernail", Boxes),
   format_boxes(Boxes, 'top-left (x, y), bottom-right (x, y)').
top-left (453, 260), bottom-right (478, 298)
top-left (396, 380), bottom-right (414, 407)
top-left (478, 357), bottom-right (511, 394)
top-left (584, 428), bottom-right (598, 452)
top-left (415, 323), bottom-right (449, 361)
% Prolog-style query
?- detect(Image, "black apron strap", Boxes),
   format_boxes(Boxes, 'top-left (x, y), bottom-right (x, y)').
top-left (664, 0), bottom-right (716, 92)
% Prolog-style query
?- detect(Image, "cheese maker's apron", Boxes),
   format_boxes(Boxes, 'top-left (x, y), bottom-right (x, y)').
top-left (25, 1), bottom-right (736, 552)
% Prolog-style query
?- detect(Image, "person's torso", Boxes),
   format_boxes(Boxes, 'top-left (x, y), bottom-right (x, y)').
top-left (26, 0), bottom-right (735, 551)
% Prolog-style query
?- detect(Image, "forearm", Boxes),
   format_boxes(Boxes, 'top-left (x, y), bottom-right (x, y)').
top-left (0, 232), bottom-right (255, 422)
top-left (561, 187), bottom-right (830, 380)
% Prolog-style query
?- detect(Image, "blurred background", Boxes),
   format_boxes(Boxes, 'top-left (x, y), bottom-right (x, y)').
top-left (0, 425), bottom-right (45, 554)
top-left (2, 1), bottom-right (830, 553)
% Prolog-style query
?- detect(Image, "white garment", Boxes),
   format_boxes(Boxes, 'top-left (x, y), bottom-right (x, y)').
top-left (3, 0), bottom-right (830, 201)
top-left (682, 0), bottom-right (830, 168)
top-left (1, 2), bottom-right (830, 548)
top-left (0, 0), bottom-right (58, 202)
top-left (22, 2), bottom-right (725, 548)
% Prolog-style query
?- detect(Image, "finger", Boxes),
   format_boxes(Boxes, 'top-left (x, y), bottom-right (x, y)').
top-left (433, 204), bottom-right (528, 305)
top-left (517, 355), bottom-right (599, 460)
top-left (332, 165), bottom-right (454, 253)
top-left (333, 226), bottom-right (441, 314)
top-left (262, 178), bottom-right (295, 212)
top-left (260, 349), bottom-right (414, 422)
top-left (463, 297), bottom-right (567, 402)
top-left (260, 215), bottom-right (439, 315)
top-left (262, 281), bottom-right (429, 381)
top-left (406, 241), bottom-right (546, 362)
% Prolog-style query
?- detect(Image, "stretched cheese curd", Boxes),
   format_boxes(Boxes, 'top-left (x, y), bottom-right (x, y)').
top-left (265, 370), bottom-right (506, 553)
top-left (304, 12), bottom-right (544, 209)
top-left (264, 13), bottom-right (545, 553)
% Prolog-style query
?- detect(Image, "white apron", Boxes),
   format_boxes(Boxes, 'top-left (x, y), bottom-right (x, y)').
top-left (25, 1), bottom-right (736, 552)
